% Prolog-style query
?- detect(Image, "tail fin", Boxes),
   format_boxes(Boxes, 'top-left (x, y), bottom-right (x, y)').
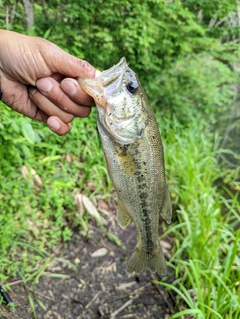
top-left (127, 246), bottom-right (167, 276)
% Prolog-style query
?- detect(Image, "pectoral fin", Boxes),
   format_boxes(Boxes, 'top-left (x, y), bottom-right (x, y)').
top-left (117, 201), bottom-right (132, 228)
top-left (160, 188), bottom-right (172, 224)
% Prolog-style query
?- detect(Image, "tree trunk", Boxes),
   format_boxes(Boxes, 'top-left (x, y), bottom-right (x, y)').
top-left (21, 0), bottom-right (34, 31)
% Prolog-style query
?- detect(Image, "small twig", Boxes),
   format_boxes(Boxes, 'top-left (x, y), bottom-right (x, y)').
top-left (27, 287), bottom-right (55, 301)
top-left (115, 281), bottom-right (136, 291)
top-left (128, 282), bottom-right (152, 296)
top-left (85, 290), bottom-right (101, 309)
top-left (107, 282), bottom-right (151, 303)
top-left (0, 309), bottom-right (19, 319)
top-left (168, 289), bottom-right (176, 304)
top-left (121, 314), bottom-right (141, 319)
top-left (8, 280), bottom-right (24, 286)
top-left (151, 274), bottom-right (175, 315)
top-left (109, 294), bottom-right (139, 318)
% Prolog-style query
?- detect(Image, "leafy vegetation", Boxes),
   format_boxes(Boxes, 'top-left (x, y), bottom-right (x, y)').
top-left (0, 109), bottom-right (109, 279)
top-left (157, 116), bottom-right (240, 318)
top-left (0, 0), bottom-right (239, 318)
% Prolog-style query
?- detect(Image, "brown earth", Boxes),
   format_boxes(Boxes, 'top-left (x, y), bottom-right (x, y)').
top-left (0, 199), bottom-right (176, 319)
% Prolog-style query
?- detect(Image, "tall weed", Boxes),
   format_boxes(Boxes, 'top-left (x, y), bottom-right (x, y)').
top-left (157, 115), bottom-right (240, 318)
top-left (0, 106), bottom-right (109, 282)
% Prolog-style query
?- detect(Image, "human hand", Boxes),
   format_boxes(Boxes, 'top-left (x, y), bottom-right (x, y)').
top-left (0, 30), bottom-right (96, 135)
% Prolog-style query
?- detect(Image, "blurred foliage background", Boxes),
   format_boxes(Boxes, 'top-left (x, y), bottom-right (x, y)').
top-left (1, 0), bottom-right (240, 165)
top-left (0, 1), bottom-right (239, 318)
top-left (1, 0), bottom-right (240, 119)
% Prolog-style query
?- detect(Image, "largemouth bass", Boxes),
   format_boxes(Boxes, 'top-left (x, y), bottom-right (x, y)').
top-left (79, 58), bottom-right (172, 275)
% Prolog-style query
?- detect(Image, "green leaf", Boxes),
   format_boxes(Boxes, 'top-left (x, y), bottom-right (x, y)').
top-left (21, 121), bottom-right (37, 144)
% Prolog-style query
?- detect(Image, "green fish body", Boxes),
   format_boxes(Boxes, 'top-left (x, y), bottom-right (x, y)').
top-left (79, 58), bottom-right (172, 275)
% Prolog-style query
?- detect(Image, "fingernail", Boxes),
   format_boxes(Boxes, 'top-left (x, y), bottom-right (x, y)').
top-left (36, 78), bottom-right (53, 93)
top-left (29, 87), bottom-right (37, 95)
top-left (95, 70), bottom-right (102, 78)
top-left (61, 79), bottom-right (77, 96)
top-left (47, 117), bottom-right (60, 131)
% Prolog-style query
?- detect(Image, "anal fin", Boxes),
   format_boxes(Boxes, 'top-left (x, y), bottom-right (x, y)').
top-left (160, 187), bottom-right (172, 224)
top-left (117, 201), bottom-right (132, 229)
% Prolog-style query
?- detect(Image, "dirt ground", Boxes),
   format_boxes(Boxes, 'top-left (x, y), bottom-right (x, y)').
top-left (0, 199), bottom-right (176, 319)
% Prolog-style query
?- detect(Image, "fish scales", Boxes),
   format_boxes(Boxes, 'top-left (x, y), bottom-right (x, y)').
top-left (78, 57), bottom-right (172, 275)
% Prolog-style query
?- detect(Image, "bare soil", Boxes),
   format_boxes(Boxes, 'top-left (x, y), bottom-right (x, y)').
top-left (0, 199), bottom-right (175, 319)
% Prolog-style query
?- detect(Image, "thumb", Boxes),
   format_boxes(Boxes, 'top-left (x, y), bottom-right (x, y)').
top-left (49, 44), bottom-right (97, 79)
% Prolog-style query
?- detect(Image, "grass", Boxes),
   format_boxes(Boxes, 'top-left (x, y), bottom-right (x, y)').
top-left (0, 105), bottom-right (239, 318)
top-left (157, 115), bottom-right (240, 318)
top-left (0, 106), bottom-right (110, 283)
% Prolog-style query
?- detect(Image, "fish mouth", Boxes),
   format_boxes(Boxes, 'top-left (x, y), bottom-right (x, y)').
top-left (78, 57), bottom-right (128, 108)
top-left (100, 57), bottom-right (127, 87)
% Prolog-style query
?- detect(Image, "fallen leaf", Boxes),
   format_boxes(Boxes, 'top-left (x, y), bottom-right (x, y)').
top-left (91, 248), bottom-right (108, 258)
top-left (81, 194), bottom-right (103, 226)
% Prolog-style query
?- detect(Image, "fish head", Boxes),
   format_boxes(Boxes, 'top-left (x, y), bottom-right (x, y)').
top-left (78, 57), bottom-right (147, 145)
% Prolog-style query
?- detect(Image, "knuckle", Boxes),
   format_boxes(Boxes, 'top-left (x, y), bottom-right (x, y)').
top-left (63, 113), bottom-right (74, 123)
top-left (79, 59), bottom-right (90, 69)
top-left (78, 59), bottom-right (95, 77)
top-left (56, 90), bottom-right (66, 105)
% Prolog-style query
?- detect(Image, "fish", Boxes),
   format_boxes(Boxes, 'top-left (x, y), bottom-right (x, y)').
top-left (78, 57), bottom-right (172, 275)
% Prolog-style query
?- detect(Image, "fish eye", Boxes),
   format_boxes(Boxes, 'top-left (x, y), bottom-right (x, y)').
top-left (126, 81), bottom-right (138, 94)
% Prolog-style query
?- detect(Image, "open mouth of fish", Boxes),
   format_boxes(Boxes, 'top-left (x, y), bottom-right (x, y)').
top-left (78, 57), bottom-right (128, 109)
